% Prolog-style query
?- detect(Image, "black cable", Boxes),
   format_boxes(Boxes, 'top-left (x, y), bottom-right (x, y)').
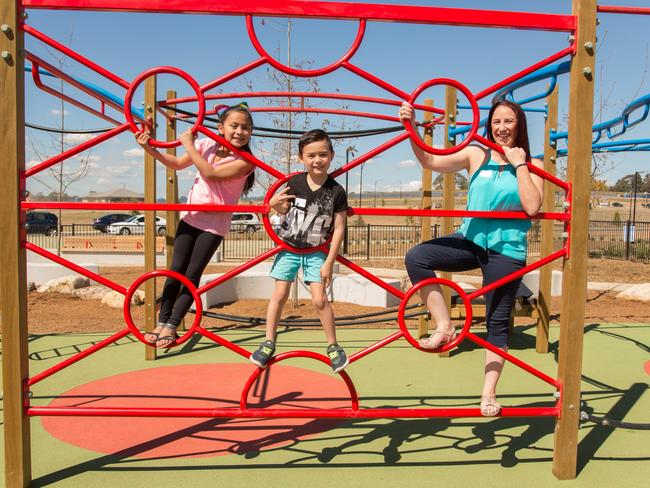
top-left (25, 122), bottom-right (113, 134)
top-left (581, 411), bottom-right (650, 430)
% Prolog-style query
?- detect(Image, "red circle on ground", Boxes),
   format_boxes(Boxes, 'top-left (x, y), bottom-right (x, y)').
top-left (644, 360), bottom-right (650, 376)
top-left (42, 363), bottom-right (349, 459)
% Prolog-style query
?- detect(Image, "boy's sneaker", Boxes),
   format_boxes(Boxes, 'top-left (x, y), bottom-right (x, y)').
top-left (327, 343), bottom-right (349, 374)
top-left (250, 340), bottom-right (276, 368)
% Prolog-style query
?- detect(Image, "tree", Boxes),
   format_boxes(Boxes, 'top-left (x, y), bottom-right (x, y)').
top-left (433, 173), bottom-right (468, 190)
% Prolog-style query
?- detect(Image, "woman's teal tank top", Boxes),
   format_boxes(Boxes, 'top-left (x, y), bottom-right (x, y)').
top-left (457, 158), bottom-right (530, 261)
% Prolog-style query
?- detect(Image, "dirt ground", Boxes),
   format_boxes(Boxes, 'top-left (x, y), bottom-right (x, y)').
top-left (25, 257), bottom-right (650, 334)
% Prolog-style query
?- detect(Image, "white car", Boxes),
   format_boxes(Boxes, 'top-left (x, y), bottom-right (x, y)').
top-left (230, 212), bottom-right (261, 233)
top-left (106, 215), bottom-right (167, 236)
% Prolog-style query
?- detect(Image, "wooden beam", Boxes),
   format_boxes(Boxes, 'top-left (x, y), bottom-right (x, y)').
top-left (165, 90), bottom-right (183, 330)
top-left (536, 84), bottom-right (558, 353)
top-left (418, 98), bottom-right (434, 338)
top-left (1, 2), bottom-right (32, 485)
top-left (144, 76), bottom-right (157, 361)
top-left (553, 0), bottom-right (597, 479)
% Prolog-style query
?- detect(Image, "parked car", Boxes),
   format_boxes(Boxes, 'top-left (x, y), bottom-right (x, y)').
top-left (611, 202), bottom-right (624, 207)
top-left (230, 212), bottom-right (261, 233)
top-left (106, 215), bottom-right (167, 236)
top-left (25, 211), bottom-right (58, 236)
top-left (92, 213), bottom-right (133, 233)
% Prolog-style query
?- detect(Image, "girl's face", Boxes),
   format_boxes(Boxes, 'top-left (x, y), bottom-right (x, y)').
top-left (218, 111), bottom-right (253, 148)
top-left (490, 105), bottom-right (518, 148)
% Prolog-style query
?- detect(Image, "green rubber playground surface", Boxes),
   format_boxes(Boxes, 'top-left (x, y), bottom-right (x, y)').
top-left (2, 323), bottom-right (649, 487)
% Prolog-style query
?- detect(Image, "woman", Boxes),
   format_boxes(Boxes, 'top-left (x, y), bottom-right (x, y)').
top-left (398, 99), bottom-right (544, 416)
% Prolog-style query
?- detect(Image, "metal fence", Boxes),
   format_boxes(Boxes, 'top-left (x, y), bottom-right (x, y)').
top-left (27, 221), bottom-right (650, 264)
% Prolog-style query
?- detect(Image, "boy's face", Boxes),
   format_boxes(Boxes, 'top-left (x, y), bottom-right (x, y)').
top-left (299, 140), bottom-right (334, 177)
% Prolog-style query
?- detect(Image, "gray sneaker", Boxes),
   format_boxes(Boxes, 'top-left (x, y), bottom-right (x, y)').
top-left (250, 340), bottom-right (276, 368)
top-left (327, 343), bottom-right (349, 374)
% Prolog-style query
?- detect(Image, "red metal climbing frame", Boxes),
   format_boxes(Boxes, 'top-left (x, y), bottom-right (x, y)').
top-left (20, 0), bottom-right (576, 420)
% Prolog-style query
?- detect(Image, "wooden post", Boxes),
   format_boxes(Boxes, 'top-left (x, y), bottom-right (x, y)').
top-left (1, 2), bottom-right (32, 485)
top-left (553, 0), bottom-right (597, 479)
top-left (165, 90), bottom-right (183, 331)
top-left (144, 76), bottom-right (157, 361)
top-left (536, 84), bottom-right (558, 353)
top-left (418, 99), bottom-right (434, 338)
top-left (437, 87), bottom-right (458, 358)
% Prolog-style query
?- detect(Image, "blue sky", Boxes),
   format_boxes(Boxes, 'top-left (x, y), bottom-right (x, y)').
top-left (22, 0), bottom-right (650, 199)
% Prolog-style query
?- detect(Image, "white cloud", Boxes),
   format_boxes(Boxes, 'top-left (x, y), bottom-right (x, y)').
top-left (26, 160), bottom-right (41, 169)
top-left (50, 109), bottom-right (70, 116)
top-left (106, 165), bottom-right (132, 175)
top-left (407, 180), bottom-right (422, 190)
top-left (399, 159), bottom-right (417, 168)
top-left (123, 147), bottom-right (144, 157)
top-left (96, 178), bottom-right (110, 185)
top-left (63, 133), bottom-right (93, 144)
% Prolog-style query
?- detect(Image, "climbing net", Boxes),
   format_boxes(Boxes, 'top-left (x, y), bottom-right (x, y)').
top-left (21, 2), bottom-right (575, 420)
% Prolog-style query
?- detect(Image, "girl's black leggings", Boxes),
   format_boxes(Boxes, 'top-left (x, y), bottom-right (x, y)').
top-left (404, 233), bottom-right (525, 348)
top-left (159, 219), bottom-right (223, 328)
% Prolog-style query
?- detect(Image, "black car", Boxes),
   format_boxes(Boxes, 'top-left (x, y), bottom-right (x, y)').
top-left (25, 211), bottom-right (58, 236)
top-left (93, 213), bottom-right (133, 232)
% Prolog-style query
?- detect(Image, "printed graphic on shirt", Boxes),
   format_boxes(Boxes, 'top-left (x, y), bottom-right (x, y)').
top-left (277, 173), bottom-right (347, 249)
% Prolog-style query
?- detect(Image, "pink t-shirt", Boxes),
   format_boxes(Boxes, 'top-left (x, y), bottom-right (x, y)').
top-left (180, 138), bottom-right (251, 236)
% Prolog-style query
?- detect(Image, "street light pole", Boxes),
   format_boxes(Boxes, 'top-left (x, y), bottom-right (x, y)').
top-left (373, 179), bottom-right (383, 207)
top-left (344, 146), bottom-right (355, 254)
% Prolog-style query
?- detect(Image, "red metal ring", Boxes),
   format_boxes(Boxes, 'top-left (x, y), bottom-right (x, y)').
top-left (240, 350), bottom-right (359, 410)
top-left (397, 277), bottom-right (472, 353)
top-left (124, 66), bottom-right (205, 148)
top-left (262, 174), bottom-right (331, 254)
top-left (123, 270), bottom-right (203, 347)
top-left (405, 78), bottom-right (479, 155)
top-left (246, 15), bottom-right (366, 77)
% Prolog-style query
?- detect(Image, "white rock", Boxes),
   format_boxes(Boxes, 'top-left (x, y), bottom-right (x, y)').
top-left (37, 275), bottom-right (90, 294)
top-left (101, 289), bottom-right (146, 308)
top-left (616, 283), bottom-right (650, 302)
top-left (71, 285), bottom-right (110, 301)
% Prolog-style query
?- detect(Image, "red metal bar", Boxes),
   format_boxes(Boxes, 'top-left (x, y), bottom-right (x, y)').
top-left (342, 62), bottom-right (412, 102)
top-left (22, 202), bottom-right (268, 213)
top-left (350, 207), bottom-right (570, 221)
top-left (330, 132), bottom-right (410, 178)
top-left (197, 126), bottom-right (285, 179)
top-left (24, 123), bottom-right (130, 178)
top-left (348, 330), bottom-right (404, 363)
top-left (22, 23), bottom-right (130, 89)
top-left (240, 350), bottom-right (359, 410)
top-left (335, 255), bottom-right (405, 299)
top-left (200, 58), bottom-right (267, 93)
top-left (474, 134), bottom-right (571, 191)
top-left (197, 246), bottom-right (282, 294)
top-left (22, 1), bottom-right (576, 32)
top-left (26, 406), bottom-right (559, 418)
top-left (25, 242), bottom-right (127, 293)
top-left (466, 332), bottom-right (560, 388)
top-left (467, 248), bottom-right (568, 302)
top-left (597, 5), bottom-right (650, 15)
top-left (197, 327), bottom-right (254, 359)
top-left (28, 329), bottom-right (131, 386)
top-left (28, 57), bottom-right (122, 125)
top-left (475, 45), bottom-right (575, 101)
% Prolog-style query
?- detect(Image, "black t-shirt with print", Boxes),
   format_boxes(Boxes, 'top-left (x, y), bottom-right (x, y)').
top-left (277, 173), bottom-right (348, 249)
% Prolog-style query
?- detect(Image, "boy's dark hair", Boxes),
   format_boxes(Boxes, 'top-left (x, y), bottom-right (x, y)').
top-left (486, 100), bottom-right (531, 161)
top-left (298, 129), bottom-right (334, 156)
top-left (219, 104), bottom-right (256, 195)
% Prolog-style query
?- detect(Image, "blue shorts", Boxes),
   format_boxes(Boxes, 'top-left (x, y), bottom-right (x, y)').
top-left (270, 250), bottom-right (327, 283)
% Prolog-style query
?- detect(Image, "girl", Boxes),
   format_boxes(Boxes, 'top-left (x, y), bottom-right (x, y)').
top-left (135, 104), bottom-right (255, 348)
top-left (399, 99), bottom-right (544, 416)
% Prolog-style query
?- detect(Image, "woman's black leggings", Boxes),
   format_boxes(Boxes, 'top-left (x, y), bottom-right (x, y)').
top-left (404, 233), bottom-right (525, 348)
top-left (159, 219), bottom-right (223, 327)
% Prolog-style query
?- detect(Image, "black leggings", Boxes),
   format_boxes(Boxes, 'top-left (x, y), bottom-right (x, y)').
top-left (159, 219), bottom-right (223, 327)
top-left (404, 234), bottom-right (525, 348)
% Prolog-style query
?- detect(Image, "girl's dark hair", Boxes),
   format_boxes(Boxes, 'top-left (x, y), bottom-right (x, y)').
top-left (486, 100), bottom-right (531, 161)
top-left (298, 129), bottom-right (334, 156)
top-left (219, 104), bottom-right (255, 195)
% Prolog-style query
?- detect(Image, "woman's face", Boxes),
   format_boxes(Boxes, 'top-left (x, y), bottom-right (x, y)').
top-left (490, 105), bottom-right (518, 148)
top-left (218, 111), bottom-right (253, 148)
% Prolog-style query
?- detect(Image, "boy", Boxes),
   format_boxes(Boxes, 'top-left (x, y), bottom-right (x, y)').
top-left (250, 129), bottom-right (349, 373)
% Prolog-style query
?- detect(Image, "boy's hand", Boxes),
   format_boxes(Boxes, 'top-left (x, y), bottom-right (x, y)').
top-left (179, 128), bottom-right (197, 149)
top-left (321, 261), bottom-right (333, 288)
top-left (270, 187), bottom-right (295, 209)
